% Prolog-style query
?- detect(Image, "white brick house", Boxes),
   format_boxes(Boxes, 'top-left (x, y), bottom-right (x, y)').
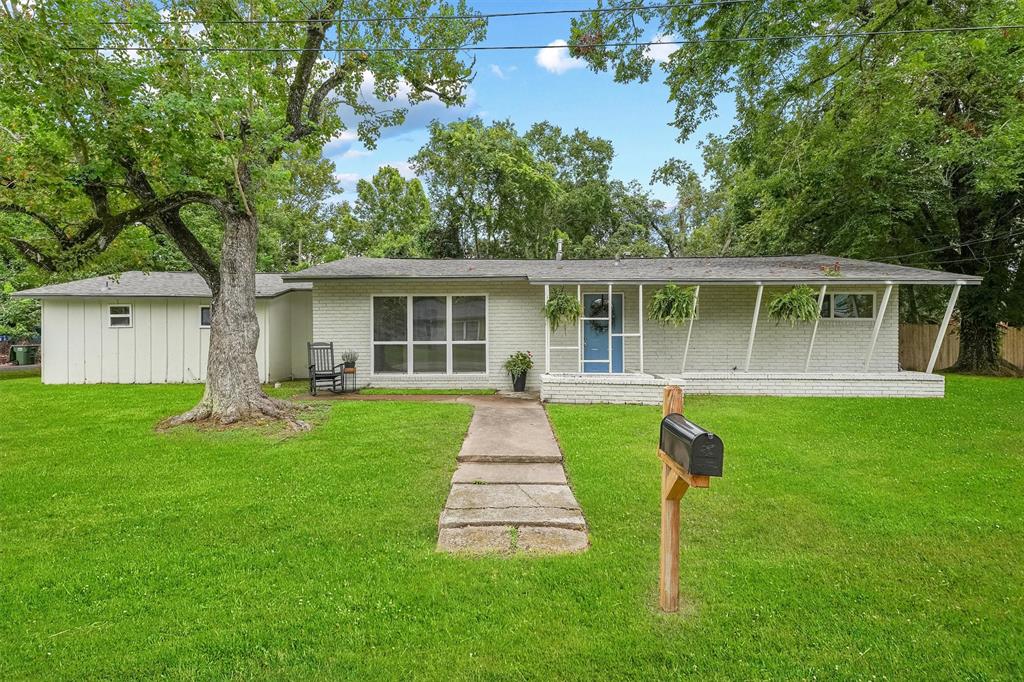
top-left (285, 255), bottom-right (977, 401)
top-left (17, 255), bottom-right (978, 401)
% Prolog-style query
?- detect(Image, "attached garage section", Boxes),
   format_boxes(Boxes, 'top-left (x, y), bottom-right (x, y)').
top-left (20, 272), bottom-right (312, 385)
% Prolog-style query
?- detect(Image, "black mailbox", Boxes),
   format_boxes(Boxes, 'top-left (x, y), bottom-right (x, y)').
top-left (659, 414), bottom-right (724, 477)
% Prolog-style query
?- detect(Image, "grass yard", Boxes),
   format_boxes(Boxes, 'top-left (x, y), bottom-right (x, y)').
top-left (1, 376), bottom-right (1021, 678)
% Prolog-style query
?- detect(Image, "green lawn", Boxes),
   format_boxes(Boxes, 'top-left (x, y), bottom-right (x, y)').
top-left (1, 376), bottom-right (1021, 679)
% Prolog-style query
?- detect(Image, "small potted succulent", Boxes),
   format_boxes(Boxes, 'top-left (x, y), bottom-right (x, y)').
top-left (503, 350), bottom-right (534, 392)
top-left (341, 350), bottom-right (359, 372)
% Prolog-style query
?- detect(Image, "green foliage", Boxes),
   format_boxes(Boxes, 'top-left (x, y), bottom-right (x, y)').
top-left (502, 350), bottom-right (534, 377)
top-left (339, 166), bottom-right (431, 258)
top-left (648, 283), bottom-right (698, 326)
top-left (0, 282), bottom-right (38, 339)
top-left (574, 0), bottom-right (1024, 368)
top-left (767, 286), bottom-right (821, 326)
top-left (543, 288), bottom-right (583, 331)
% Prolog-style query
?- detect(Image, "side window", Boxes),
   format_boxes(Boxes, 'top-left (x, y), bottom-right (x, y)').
top-left (200, 306), bottom-right (212, 328)
top-left (108, 304), bottom-right (132, 328)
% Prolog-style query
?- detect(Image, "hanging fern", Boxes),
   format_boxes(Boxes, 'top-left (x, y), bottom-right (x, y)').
top-left (767, 286), bottom-right (821, 325)
top-left (544, 288), bottom-right (583, 331)
top-left (648, 284), bottom-right (698, 326)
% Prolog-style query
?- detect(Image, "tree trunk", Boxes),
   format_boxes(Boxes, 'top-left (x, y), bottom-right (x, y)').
top-left (953, 258), bottom-right (1015, 374)
top-left (160, 211), bottom-right (305, 429)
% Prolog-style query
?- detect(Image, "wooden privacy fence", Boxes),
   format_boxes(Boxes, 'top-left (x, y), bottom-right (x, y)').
top-left (900, 324), bottom-right (1024, 371)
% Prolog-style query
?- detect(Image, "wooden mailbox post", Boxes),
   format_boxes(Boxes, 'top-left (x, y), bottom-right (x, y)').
top-left (657, 385), bottom-right (722, 613)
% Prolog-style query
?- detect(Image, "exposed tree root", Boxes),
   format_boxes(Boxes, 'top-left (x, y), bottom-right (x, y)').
top-left (158, 393), bottom-right (311, 432)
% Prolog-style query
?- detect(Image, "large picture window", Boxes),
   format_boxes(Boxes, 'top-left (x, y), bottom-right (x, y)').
top-left (372, 295), bottom-right (487, 374)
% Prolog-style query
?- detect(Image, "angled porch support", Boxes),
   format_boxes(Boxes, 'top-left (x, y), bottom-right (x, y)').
top-left (804, 284), bottom-right (828, 372)
top-left (681, 285), bottom-right (700, 373)
top-left (927, 283), bottom-right (962, 373)
top-left (744, 284), bottom-right (764, 371)
top-left (864, 283), bottom-right (893, 369)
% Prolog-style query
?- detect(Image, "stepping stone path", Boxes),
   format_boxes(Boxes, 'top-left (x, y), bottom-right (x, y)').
top-left (437, 397), bottom-right (589, 555)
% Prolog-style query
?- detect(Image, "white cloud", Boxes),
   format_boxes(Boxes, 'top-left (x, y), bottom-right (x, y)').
top-left (340, 148), bottom-right (372, 160)
top-left (325, 129), bottom-right (358, 154)
top-left (332, 172), bottom-right (361, 192)
top-left (646, 34), bottom-right (679, 63)
top-left (383, 162), bottom-right (416, 179)
top-left (337, 71), bottom-right (478, 142)
top-left (535, 39), bottom-right (585, 75)
top-left (489, 64), bottom-right (518, 80)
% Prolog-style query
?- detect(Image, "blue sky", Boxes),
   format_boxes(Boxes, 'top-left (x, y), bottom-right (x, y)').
top-left (326, 1), bottom-right (736, 202)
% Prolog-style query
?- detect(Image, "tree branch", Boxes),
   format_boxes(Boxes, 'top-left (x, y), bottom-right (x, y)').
top-left (0, 203), bottom-right (70, 246)
top-left (285, 4), bottom-right (336, 139)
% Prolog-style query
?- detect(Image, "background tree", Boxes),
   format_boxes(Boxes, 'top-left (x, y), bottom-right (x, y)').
top-left (412, 117), bottom-right (561, 258)
top-left (340, 166), bottom-right (431, 257)
top-left (573, 0), bottom-right (1024, 373)
top-left (0, 0), bottom-right (485, 424)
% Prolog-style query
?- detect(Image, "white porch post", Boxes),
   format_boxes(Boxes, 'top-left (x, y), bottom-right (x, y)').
top-left (681, 285), bottom-right (700, 373)
top-left (804, 284), bottom-right (827, 372)
top-left (607, 282), bottom-right (613, 373)
top-left (864, 283), bottom-right (893, 369)
top-left (927, 283), bottom-right (962, 373)
top-left (544, 284), bottom-right (550, 374)
top-left (744, 284), bottom-right (764, 371)
top-left (639, 284), bottom-right (645, 374)
top-left (577, 284), bottom-right (582, 372)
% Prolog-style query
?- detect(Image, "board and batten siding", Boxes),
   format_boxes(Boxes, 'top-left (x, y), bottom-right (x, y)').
top-left (313, 280), bottom-right (901, 390)
top-left (39, 293), bottom-right (312, 385)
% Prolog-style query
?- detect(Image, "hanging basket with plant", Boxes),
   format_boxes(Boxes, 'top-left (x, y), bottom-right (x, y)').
top-left (767, 286), bottom-right (821, 325)
top-left (544, 288), bottom-right (583, 331)
top-left (648, 283), bottom-right (698, 326)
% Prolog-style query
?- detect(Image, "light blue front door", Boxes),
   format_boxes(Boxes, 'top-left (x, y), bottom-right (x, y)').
top-left (583, 293), bottom-right (624, 373)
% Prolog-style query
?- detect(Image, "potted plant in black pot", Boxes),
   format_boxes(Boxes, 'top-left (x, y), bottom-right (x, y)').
top-left (503, 351), bottom-right (534, 392)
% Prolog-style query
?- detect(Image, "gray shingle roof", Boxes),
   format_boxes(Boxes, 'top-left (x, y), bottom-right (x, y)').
top-left (283, 255), bottom-right (980, 285)
top-left (13, 271), bottom-right (312, 298)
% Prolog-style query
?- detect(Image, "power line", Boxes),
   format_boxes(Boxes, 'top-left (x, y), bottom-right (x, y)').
top-left (38, 24), bottom-right (1024, 54)
top-left (71, 0), bottom-right (752, 27)
top-left (880, 227), bottom-right (1024, 262)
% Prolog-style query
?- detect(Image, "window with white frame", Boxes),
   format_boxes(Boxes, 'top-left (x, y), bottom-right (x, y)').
top-left (199, 305), bottom-right (212, 328)
top-left (108, 304), bottom-right (132, 328)
top-left (372, 295), bottom-right (487, 374)
top-left (820, 293), bottom-right (875, 319)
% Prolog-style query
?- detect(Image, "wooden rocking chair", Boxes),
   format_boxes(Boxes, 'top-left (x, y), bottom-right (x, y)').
top-left (308, 342), bottom-right (345, 395)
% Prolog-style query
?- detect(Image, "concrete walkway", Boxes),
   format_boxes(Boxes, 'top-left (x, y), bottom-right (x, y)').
top-left (437, 397), bottom-right (589, 555)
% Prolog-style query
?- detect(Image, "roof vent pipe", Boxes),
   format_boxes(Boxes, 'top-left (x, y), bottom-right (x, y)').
top-left (555, 238), bottom-right (563, 261)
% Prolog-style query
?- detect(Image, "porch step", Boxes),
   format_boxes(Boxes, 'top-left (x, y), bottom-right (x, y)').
top-left (457, 452), bottom-right (563, 464)
top-left (452, 462), bottom-right (567, 485)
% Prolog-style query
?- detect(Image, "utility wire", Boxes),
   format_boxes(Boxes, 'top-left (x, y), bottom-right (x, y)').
top-left (39, 24), bottom-right (1024, 54)
top-left (880, 227), bottom-right (1024, 262)
top-left (67, 0), bottom-right (752, 27)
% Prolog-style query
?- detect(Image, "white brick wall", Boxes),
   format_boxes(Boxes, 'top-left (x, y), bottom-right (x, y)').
top-left (312, 279), bottom-right (546, 390)
top-left (312, 280), bottom-right (903, 390)
top-left (541, 371), bottom-right (944, 404)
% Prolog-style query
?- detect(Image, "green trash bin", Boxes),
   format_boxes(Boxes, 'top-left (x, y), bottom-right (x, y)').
top-left (12, 345), bottom-right (36, 365)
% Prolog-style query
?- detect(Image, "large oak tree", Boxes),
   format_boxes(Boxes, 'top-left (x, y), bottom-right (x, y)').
top-left (0, 0), bottom-right (484, 424)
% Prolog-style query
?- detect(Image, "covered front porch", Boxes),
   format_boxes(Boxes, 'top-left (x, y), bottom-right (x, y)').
top-left (537, 277), bottom-right (964, 402)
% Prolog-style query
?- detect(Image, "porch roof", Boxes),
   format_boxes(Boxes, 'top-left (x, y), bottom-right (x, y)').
top-left (284, 255), bottom-right (979, 286)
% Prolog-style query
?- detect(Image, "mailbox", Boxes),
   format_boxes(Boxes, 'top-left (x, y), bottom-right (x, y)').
top-left (659, 414), bottom-right (724, 477)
